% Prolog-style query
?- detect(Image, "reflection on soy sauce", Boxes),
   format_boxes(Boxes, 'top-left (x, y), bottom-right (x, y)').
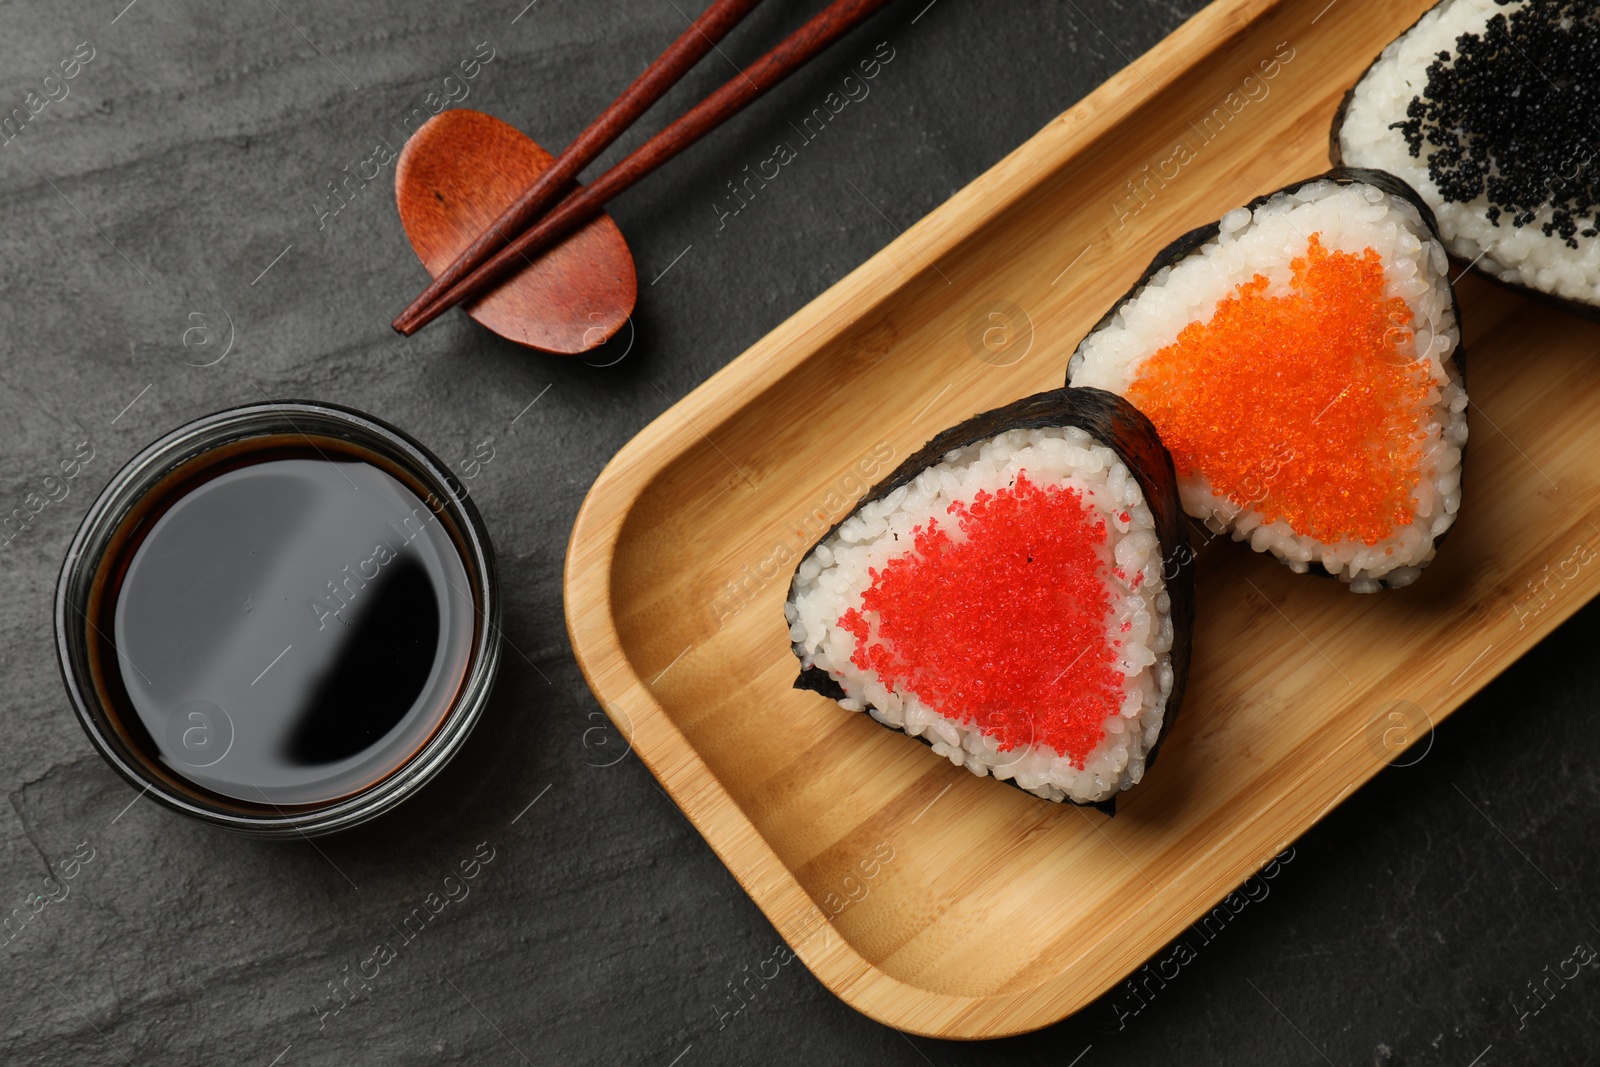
top-left (109, 455), bottom-right (475, 806)
top-left (282, 555), bottom-right (439, 766)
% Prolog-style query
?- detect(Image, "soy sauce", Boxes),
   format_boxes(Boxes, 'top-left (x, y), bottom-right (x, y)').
top-left (97, 448), bottom-right (476, 807)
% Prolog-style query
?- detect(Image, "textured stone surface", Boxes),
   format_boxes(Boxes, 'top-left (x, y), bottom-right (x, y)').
top-left (0, 1), bottom-right (1595, 1064)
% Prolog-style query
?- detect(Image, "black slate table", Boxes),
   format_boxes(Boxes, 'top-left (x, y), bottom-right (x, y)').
top-left (2, 1), bottom-right (1596, 1064)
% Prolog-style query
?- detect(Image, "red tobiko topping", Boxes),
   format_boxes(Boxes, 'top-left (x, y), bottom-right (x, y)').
top-left (838, 470), bottom-right (1125, 767)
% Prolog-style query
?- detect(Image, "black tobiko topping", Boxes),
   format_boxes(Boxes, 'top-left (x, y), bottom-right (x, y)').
top-left (1392, 0), bottom-right (1600, 248)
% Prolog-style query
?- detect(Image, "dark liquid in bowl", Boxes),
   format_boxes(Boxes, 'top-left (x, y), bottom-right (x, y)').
top-left (93, 447), bottom-right (476, 808)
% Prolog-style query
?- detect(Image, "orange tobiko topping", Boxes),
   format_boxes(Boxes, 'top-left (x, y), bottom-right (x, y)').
top-left (1125, 233), bottom-right (1432, 546)
top-left (838, 471), bottom-right (1124, 767)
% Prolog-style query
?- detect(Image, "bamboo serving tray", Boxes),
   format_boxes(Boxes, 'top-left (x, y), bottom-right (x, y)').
top-left (565, 0), bottom-right (1600, 1038)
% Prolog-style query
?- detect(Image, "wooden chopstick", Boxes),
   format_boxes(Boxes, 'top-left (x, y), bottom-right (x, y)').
top-left (394, 0), bottom-right (898, 337)
top-left (391, 0), bottom-right (766, 334)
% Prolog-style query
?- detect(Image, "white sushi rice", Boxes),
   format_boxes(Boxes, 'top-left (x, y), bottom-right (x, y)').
top-left (1069, 179), bottom-right (1467, 591)
top-left (1338, 0), bottom-right (1600, 306)
top-left (785, 427), bottom-right (1175, 804)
